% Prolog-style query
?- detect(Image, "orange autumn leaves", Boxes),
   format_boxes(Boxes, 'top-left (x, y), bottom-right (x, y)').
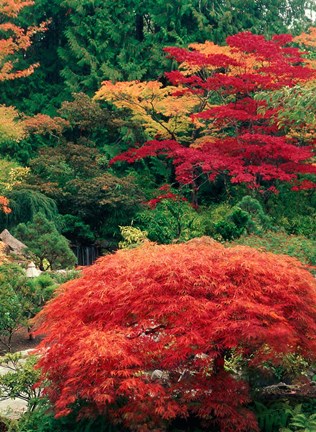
top-left (294, 26), bottom-right (316, 49)
top-left (0, 0), bottom-right (48, 214)
top-left (0, 0), bottom-right (33, 17)
top-left (177, 39), bottom-right (268, 76)
top-left (0, 0), bottom-right (47, 81)
top-left (0, 195), bottom-right (11, 213)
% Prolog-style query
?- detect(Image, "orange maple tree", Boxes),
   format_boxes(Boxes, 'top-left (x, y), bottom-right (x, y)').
top-left (0, 0), bottom-right (47, 213)
top-left (0, 195), bottom-right (11, 213)
top-left (294, 26), bottom-right (316, 49)
top-left (36, 239), bottom-right (316, 432)
top-left (0, 0), bottom-right (46, 81)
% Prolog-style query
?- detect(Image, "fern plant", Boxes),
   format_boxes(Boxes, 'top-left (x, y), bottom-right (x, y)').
top-left (281, 404), bottom-right (316, 432)
top-left (253, 401), bottom-right (292, 432)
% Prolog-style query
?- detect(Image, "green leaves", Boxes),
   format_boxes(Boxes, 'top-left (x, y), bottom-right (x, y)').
top-left (118, 226), bottom-right (148, 249)
top-left (280, 404), bottom-right (316, 432)
top-left (0, 353), bottom-right (41, 412)
top-left (254, 401), bottom-right (293, 432)
top-left (14, 213), bottom-right (77, 270)
top-left (0, 264), bottom-right (57, 352)
top-left (136, 199), bottom-right (203, 244)
top-left (0, 189), bottom-right (58, 230)
top-left (255, 82), bottom-right (316, 140)
top-left (0, 264), bottom-right (27, 351)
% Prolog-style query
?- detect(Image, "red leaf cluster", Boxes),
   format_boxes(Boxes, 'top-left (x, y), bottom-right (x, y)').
top-left (111, 32), bottom-right (316, 193)
top-left (36, 240), bottom-right (316, 431)
top-left (145, 184), bottom-right (188, 209)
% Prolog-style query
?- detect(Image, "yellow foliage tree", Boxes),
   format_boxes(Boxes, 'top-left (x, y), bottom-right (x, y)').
top-left (0, 105), bottom-right (26, 144)
top-left (95, 80), bottom-right (202, 141)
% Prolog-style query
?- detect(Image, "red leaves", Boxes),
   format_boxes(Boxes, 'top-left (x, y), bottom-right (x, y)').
top-left (291, 179), bottom-right (316, 191)
top-left (36, 240), bottom-right (316, 431)
top-left (145, 185), bottom-right (188, 209)
top-left (110, 140), bottom-right (181, 165)
top-left (107, 31), bottom-right (316, 194)
top-left (113, 133), bottom-right (314, 189)
top-left (226, 31), bottom-right (302, 66)
top-left (164, 47), bottom-right (240, 69)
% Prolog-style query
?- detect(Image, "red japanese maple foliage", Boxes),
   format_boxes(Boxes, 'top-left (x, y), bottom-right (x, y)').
top-left (107, 32), bottom-right (316, 194)
top-left (36, 239), bottom-right (316, 432)
top-left (145, 184), bottom-right (188, 209)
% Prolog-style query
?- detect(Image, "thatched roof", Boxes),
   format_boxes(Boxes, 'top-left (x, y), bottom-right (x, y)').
top-left (0, 229), bottom-right (27, 254)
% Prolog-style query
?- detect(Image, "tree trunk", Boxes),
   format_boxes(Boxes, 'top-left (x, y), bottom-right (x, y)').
top-left (135, 14), bottom-right (144, 41)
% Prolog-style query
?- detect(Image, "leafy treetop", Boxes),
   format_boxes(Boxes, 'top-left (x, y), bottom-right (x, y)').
top-left (36, 239), bottom-right (316, 432)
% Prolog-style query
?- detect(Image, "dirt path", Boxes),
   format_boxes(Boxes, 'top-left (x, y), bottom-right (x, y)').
top-left (0, 328), bottom-right (42, 356)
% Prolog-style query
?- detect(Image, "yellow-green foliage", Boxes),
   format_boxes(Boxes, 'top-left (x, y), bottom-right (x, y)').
top-left (95, 81), bottom-right (199, 141)
top-left (119, 226), bottom-right (148, 249)
top-left (232, 231), bottom-right (316, 266)
top-left (0, 106), bottom-right (26, 145)
top-left (0, 159), bottom-right (30, 192)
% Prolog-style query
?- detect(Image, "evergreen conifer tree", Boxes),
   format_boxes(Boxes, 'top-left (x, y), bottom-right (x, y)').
top-left (59, 0), bottom-right (313, 93)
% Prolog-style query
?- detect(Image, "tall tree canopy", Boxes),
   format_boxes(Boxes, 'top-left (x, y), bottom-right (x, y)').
top-left (2, 0), bottom-right (311, 109)
top-left (36, 239), bottom-right (316, 432)
top-left (59, 0), bottom-right (314, 92)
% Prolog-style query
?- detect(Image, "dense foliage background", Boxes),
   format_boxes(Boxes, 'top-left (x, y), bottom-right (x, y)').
top-left (0, 1), bottom-right (315, 431)
top-left (0, 0), bottom-right (314, 259)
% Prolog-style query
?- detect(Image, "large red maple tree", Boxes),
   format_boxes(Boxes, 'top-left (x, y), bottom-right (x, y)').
top-left (96, 32), bottom-right (316, 199)
top-left (36, 239), bottom-right (316, 432)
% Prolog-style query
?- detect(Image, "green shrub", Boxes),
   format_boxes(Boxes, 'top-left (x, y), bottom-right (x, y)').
top-left (232, 231), bottom-right (316, 266)
top-left (0, 264), bottom-right (27, 351)
top-left (0, 353), bottom-right (41, 412)
top-left (209, 196), bottom-right (273, 241)
top-left (253, 401), bottom-right (293, 432)
top-left (16, 403), bottom-right (124, 432)
top-left (136, 200), bottom-right (205, 244)
top-left (118, 226), bottom-right (148, 249)
top-left (254, 401), bottom-right (316, 432)
top-left (0, 264), bottom-right (58, 352)
top-left (14, 213), bottom-right (77, 270)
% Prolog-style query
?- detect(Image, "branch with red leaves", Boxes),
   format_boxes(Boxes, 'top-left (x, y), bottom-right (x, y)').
top-left (98, 31), bottom-right (316, 198)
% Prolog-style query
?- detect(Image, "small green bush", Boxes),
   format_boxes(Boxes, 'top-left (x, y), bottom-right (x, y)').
top-left (232, 231), bottom-right (316, 266)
